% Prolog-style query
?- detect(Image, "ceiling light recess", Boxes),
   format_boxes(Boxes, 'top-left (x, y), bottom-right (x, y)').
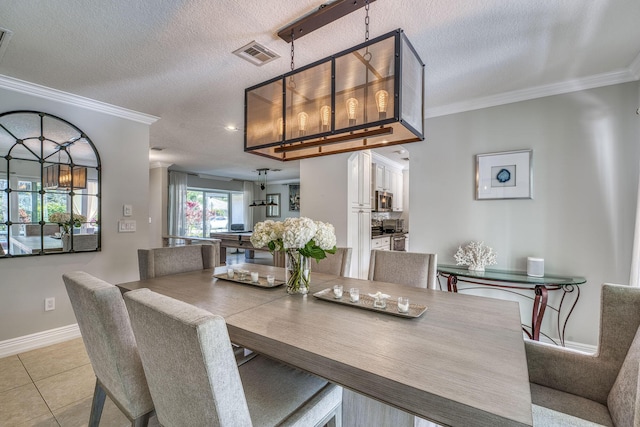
top-left (244, 28), bottom-right (425, 162)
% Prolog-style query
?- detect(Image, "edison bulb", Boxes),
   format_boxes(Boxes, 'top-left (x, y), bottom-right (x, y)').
top-left (275, 118), bottom-right (284, 139)
top-left (320, 105), bottom-right (331, 131)
top-left (375, 90), bottom-right (389, 119)
top-left (297, 112), bottom-right (309, 137)
top-left (346, 97), bottom-right (358, 126)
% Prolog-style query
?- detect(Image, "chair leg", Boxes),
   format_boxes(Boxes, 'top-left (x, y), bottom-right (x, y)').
top-left (132, 412), bottom-right (151, 427)
top-left (89, 379), bottom-right (106, 427)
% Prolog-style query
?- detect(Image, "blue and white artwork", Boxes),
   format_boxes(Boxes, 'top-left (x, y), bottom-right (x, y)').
top-left (491, 165), bottom-right (516, 187)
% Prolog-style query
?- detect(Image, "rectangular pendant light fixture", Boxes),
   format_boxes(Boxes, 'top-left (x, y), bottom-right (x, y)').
top-left (44, 164), bottom-right (87, 190)
top-left (244, 28), bottom-right (425, 161)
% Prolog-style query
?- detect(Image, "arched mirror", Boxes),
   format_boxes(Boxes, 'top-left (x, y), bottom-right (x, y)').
top-left (0, 111), bottom-right (101, 257)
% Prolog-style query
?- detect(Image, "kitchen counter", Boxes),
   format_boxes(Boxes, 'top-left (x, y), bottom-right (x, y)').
top-left (372, 231), bottom-right (408, 238)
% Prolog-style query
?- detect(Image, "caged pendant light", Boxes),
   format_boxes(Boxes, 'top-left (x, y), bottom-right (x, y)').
top-left (244, 0), bottom-right (424, 162)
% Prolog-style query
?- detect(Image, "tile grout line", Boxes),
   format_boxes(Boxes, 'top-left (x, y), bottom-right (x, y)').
top-left (14, 352), bottom-right (60, 426)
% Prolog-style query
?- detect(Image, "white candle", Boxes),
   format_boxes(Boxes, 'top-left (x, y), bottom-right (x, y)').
top-left (250, 271), bottom-right (259, 283)
top-left (397, 297), bottom-right (409, 313)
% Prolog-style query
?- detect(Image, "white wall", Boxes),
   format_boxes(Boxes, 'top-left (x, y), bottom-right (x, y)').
top-left (252, 183), bottom-right (300, 225)
top-left (0, 84), bottom-right (152, 342)
top-left (300, 153), bottom-right (351, 247)
top-left (410, 81), bottom-right (640, 346)
top-left (148, 165), bottom-right (168, 248)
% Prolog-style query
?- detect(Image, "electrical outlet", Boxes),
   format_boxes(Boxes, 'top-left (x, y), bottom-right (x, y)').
top-left (45, 297), bottom-right (55, 311)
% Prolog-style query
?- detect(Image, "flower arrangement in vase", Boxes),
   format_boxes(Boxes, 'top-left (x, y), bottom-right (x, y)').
top-left (250, 217), bottom-right (337, 294)
top-left (49, 212), bottom-right (87, 235)
top-left (453, 241), bottom-right (497, 272)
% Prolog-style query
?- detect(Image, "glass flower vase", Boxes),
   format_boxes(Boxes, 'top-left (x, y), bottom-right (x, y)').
top-left (285, 249), bottom-right (310, 295)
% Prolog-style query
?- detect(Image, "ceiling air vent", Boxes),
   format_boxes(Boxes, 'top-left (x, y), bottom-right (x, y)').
top-left (233, 41), bottom-right (279, 66)
top-left (0, 28), bottom-right (14, 62)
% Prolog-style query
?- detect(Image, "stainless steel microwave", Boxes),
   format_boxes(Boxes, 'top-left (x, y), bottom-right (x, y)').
top-left (374, 191), bottom-right (393, 212)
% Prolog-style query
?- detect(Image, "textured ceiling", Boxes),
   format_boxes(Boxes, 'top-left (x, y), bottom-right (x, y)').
top-left (1, 0), bottom-right (639, 182)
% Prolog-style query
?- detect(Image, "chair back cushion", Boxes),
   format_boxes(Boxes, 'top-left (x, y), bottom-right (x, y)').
top-left (62, 233), bottom-right (98, 252)
top-left (62, 271), bottom-right (153, 419)
top-left (608, 325), bottom-right (640, 426)
top-left (124, 288), bottom-right (251, 427)
top-left (310, 247), bottom-right (352, 277)
top-left (138, 244), bottom-right (217, 279)
top-left (368, 250), bottom-right (438, 289)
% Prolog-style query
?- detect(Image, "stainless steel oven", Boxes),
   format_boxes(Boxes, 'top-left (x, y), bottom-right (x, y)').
top-left (374, 191), bottom-right (393, 212)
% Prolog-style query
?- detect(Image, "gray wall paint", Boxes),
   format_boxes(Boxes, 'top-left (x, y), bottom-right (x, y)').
top-left (410, 81), bottom-right (640, 346)
top-left (0, 87), bottom-right (151, 341)
top-left (252, 183), bottom-right (301, 224)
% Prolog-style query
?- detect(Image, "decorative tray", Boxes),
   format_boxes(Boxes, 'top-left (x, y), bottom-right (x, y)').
top-left (312, 288), bottom-right (427, 318)
top-left (213, 273), bottom-right (284, 288)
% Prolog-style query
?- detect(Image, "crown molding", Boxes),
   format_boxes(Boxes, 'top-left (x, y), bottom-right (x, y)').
top-left (0, 74), bottom-right (159, 125)
top-left (426, 67), bottom-right (640, 119)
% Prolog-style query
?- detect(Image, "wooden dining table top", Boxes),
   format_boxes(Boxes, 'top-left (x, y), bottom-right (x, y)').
top-left (118, 263), bottom-right (533, 427)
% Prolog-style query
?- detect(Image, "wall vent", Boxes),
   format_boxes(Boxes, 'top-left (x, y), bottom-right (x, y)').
top-left (0, 28), bottom-right (13, 63)
top-left (233, 41), bottom-right (279, 66)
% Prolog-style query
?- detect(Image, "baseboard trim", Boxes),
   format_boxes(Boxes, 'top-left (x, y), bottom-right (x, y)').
top-left (563, 340), bottom-right (597, 354)
top-left (0, 324), bottom-right (81, 358)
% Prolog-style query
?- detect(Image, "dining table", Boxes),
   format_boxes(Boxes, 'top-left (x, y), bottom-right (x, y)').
top-left (117, 263), bottom-right (533, 427)
top-left (9, 235), bottom-right (63, 254)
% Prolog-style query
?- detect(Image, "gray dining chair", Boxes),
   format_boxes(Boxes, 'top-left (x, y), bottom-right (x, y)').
top-left (344, 250), bottom-right (439, 427)
top-left (310, 247), bottom-right (352, 277)
top-left (124, 288), bottom-right (343, 427)
top-left (25, 224), bottom-right (59, 236)
top-left (527, 283), bottom-right (640, 426)
top-left (368, 249), bottom-right (438, 289)
top-left (137, 243), bottom-right (219, 280)
top-left (62, 233), bottom-right (98, 252)
top-left (63, 271), bottom-right (154, 427)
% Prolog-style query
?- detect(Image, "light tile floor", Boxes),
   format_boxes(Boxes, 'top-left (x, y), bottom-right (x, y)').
top-left (0, 251), bottom-right (272, 426)
top-left (0, 337), bottom-right (159, 427)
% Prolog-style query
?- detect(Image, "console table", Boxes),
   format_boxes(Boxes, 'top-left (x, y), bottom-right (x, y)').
top-left (437, 264), bottom-right (586, 346)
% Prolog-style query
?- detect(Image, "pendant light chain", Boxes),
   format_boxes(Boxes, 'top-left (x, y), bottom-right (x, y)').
top-left (365, 0), bottom-right (370, 42)
top-left (290, 30), bottom-right (295, 72)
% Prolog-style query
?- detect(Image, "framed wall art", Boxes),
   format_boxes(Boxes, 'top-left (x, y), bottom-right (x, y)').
top-left (266, 194), bottom-right (280, 217)
top-left (476, 149), bottom-right (532, 200)
top-left (289, 184), bottom-right (300, 211)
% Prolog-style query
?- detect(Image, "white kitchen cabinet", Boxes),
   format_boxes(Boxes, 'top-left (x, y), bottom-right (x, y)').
top-left (351, 151), bottom-right (372, 209)
top-left (392, 169), bottom-right (403, 212)
top-left (371, 236), bottom-right (391, 251)
top-left (349, 207), bottom-right (371, 279)
top-left (373, 163), bottom-right (391, 192)
top-left (348, 151), bottom-right (372, 279)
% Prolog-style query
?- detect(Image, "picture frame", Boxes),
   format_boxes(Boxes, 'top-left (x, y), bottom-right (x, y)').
top-left (289, 184), bottom-right (300, 211)
top-left (266, 194), bottom-right (280, 217)
top-left (476, 149), bottom-right (532, 200)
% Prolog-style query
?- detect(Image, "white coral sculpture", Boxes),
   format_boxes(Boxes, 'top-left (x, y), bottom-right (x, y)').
top-left (453, 241), bottom-right (497, 272)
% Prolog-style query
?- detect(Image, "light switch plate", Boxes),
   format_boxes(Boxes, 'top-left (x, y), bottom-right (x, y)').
top-left (118, 220), bottom-right (136, 232)
top-left (123, 204), bottom-right (133, 217)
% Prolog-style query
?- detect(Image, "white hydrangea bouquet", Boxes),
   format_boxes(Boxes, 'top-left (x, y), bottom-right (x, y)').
top-left (251, 217), bottom-right (337, 294)
top-left (453, 241), bottom-right (497, 272)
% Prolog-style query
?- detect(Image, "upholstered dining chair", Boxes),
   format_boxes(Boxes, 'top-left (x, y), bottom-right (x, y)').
top-left (368, 249), bottom-right (438, 289)
top-left (344, 250), bottom-right (439, 427)
top-left (527, 283), bottom-right (640, 426)
top-left (62, 233), bottom-right (98, 252)
top-left (137, 243), bottom-right (219, 280)
top-left (124, 288), bottom-right (343, 427)
top-left (310, 247), bottom-right (352, 277)
top-left (25, 224), bottom-right (59, 236)
top-left (62, 271), bottom-right (154, 427)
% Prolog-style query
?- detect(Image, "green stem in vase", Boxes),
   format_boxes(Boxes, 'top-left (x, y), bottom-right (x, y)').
top-left (286, 250), bottom-right (310, 294)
